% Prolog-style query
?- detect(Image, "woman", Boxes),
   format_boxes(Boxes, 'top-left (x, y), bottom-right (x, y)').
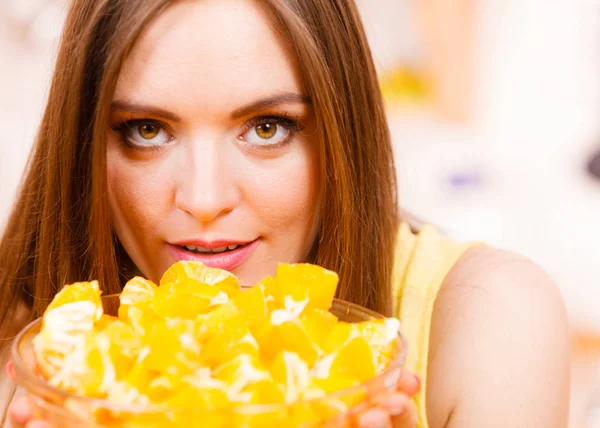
top-left (1, 0), bottom-right (570, 427)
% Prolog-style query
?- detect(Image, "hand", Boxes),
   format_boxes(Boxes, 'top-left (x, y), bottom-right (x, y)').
top-left (6, 361), bottom-right (50, 428)
top-left (355, 369), bottom-right (421, 428)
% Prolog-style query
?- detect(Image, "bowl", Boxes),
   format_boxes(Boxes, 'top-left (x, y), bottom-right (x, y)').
top-left (12, 295), bottom-right (407, 427)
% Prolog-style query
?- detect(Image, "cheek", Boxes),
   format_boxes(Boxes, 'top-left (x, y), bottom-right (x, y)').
top-left (106, 143), bottom-right (166, 243)
top-left (243, 144), bottom-right (320, 236)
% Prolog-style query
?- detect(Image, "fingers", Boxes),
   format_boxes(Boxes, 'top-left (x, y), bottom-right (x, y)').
top-left (9, 396), bottom-right (32, 426)
top-left (390, 403), bottom-right (418, 428)
top-left (396, 370), bottom-right (421, 396)
top-left (374, 393), bottom-right (411, 417)
top-left (375, 393), bottom-right (418, 427)
top-left (357, 407), bottom-right (393, 428)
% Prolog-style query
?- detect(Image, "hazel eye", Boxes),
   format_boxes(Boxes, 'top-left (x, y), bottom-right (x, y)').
top-left (254, 123), bottom-right (278, 140)
top-left (238, 116), bottom-right (304, 149)
top-left (138, 123), bottom-right (161, 140)
top-left (115, 120), bottom-right (172, 147)
top-left (241, 122), bottom-right (290, 146)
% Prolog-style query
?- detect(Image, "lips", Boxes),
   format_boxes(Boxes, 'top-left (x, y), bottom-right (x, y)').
top-left (180, 244), bottom-right (242, 254)
top-left (168, 239), bottom-right (259, 271)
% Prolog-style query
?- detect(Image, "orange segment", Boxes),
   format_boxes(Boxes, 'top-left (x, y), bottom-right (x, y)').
top-left (354, 318), bottom-right (401, 370)
top-left (268, 351), bottom-right (311, 403)
top-left (329, 336), bottom-right (377, 383)
top-left (322, 321), bottom-right (354, 354)
top-left (275, 263), bottom-right (339, 312)
top-left (160, 261), bottom-right (241, 298)
top-left (311, 378), bottom-right (365, 409)
top-left (140, 318), bottom-right (201, 377)
top-left (33, 281), bottom-right (103, 379)
top-left (300, 308), bottom-right (338, 353)
top-left (153, 281), bottom-right (227, 319)
top-left (212, 354), bottom-right (269, 396)
top-left (167, 378), bottom-right (230, 410)
top-left (240, 378), bottom-right (285, 405)
top-left (45, 280), bottom-right (103, 316)
top-left (118, 277), bottom-right (157, 321)
top-left (196, 302), bottom-right (258, 368)
top-left (200, 327), bottom-right (259, 368)
top-left (231, 285), bottom-right (268, 333)
top-left (258, 317), bottom-right (319, 366)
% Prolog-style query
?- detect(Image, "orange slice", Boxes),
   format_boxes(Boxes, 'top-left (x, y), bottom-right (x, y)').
top-left (354, 318), bottom-right (400, 370)
top-left (258, 317), bottom-right (319, 366)
top-left (329, 336), bottom-right (377, 383)
top-left (268, 351), bottom-right (311, 403)
top-left (160, 261), bottom-right (241, 298)
top-left (152, 280), bottom-right (227, 319)
top-left (274, 263), bottom-right (338, 311)
top-left (33, 281), bottom-right (103, 379)
top-left (139, 318), bottom-right (201, 377)
top-left (300, 308), bottom-right (338, 353)
top-left (231, 284), bottom-right (269, 333)
top-left (118, 277), bottom-right (157, 321)
top-left (212, 353), bottom-right (269, 397)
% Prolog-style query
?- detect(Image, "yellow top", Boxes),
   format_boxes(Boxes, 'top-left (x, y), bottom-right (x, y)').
top-left (392, 223), bottom-right (476, 428)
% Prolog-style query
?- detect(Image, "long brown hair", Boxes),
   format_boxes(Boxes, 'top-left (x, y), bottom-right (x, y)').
top-left (0, 0), bottom-right (398, 339)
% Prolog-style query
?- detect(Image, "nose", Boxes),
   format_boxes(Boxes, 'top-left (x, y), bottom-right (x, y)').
top-left (175, 140), bottom-right (240, 223)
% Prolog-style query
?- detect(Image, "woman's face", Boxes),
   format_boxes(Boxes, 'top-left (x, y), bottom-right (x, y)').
top-left (106, 0), bottom-right (320, 286)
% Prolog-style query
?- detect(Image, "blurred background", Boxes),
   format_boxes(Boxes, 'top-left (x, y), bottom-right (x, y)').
top-left (1, 0), bottom-right (599, 425)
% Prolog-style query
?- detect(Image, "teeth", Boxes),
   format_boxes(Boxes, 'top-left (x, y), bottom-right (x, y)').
top-left (182, 244), bottom-right (241, 254)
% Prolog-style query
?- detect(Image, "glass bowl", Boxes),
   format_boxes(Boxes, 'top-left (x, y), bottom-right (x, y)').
top-left (12, 295), bottom-right (407, 427)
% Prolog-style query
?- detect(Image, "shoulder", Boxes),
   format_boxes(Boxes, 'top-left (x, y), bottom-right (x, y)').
top-left (426, 245), bottom-right (570, 428)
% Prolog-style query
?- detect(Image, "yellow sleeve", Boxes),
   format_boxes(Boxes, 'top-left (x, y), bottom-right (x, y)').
top-left (392, 223), bottom-right (476, 428)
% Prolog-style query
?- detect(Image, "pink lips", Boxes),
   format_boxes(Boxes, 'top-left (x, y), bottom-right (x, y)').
top-left (167, 239), bottom-right (259, 271)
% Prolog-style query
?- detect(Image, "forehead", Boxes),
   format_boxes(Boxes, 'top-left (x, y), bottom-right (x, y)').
top-left (114, 0), bottom-right (303, 114)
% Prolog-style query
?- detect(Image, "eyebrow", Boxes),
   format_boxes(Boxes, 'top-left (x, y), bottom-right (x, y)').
top-left (110, 92), bottom-right (312, 123)
top-left (230, 92), bottom-right (312, 119)
top-left (111, 100), bottom-right (182, 122)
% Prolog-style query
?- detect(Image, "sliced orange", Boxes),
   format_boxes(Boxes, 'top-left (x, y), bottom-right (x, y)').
top-left (200, 327), bottom-right (259, 369)
top-left (212, 353), bottom-right (269, 397)
top-left (128, 305), bottom-right (164, 337)
top-left (160, 261), bottom-right (241, 298)
top-left (140, 318), bottom-right (201, 377)
top-left (32, 260), bottom-right (403, 425)
top-left (275, 263), bottom-right (338, 312)
top-left (152, 280), bottom-right (227, 319)
top-left (311, 377), bottom-right (365, 409)
top-left (258, 317), bottom-right (319, 366)
top-left (95, 314), bottom-right (118, 331)
top-left (300, 308), bottom-right (338, 353)
top-left (240, 378), bottom-right (285, 405)
top-left (45, 280), bottom-right (103, 316)
top-left (33, 281), bottom-right (103, 379)
top-left (231, 285), bottom-right (268, 333)
top-left (289, 397), bottom-right (348, 427)
top-left (118, 277), bottom-right (157, 321)
top-left (329, 336), bottom-right (377, 383)
top-left (167, 377), bottom-right (230, 410)
top-left (268, 351), bottom-right (311, 403)
top-left (322, 321), bottom-right (354, 354)
top-left (99, 320), bottom-right (142, 373)
top-left (199, 301), bottom-right (246, 339)
top-left (354, 318), bottom-right (400, 370)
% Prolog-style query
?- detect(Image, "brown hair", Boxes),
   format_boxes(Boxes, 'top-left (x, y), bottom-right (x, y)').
top-left (0, 0), bottom-right (398, 339)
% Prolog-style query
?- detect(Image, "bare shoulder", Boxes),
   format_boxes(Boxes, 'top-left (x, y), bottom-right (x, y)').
top-left (426, 245), bottom-right (571, 428)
